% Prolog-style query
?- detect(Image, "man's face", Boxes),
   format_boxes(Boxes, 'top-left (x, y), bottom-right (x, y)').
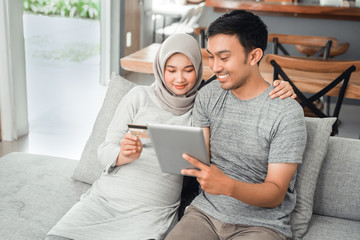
top-left (207, 34), bottom-right (250, 91)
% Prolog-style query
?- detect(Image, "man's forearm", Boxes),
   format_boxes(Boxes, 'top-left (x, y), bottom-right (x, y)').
top-left (221, 162), bottom-right (298, 208)
top-left (224, 177), bottom-right (286, 208)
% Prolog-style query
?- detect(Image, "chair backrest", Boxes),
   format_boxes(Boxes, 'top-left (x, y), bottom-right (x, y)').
top-left (177, 8), bottom-right (196, 26)
top-left (294, 42), bottom-right (350, 58)
top-left (268, 34), bottom-right (339, 47)
top-left (186, 3), bottom-right (204, 26)
top-left (162, 3), bottom-right (204, 36)
top-left (265, 54), bottom-right (360, 135)
top-left (265, 54), bottom-right (360, 73)
top-left (268, 33), bottom-right (339, 59)
top-left (194, 26), bottom-right (206, 48)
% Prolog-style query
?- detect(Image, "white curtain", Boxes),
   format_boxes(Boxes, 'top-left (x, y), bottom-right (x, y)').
top-left (0, 0), bottom-right (29, 141)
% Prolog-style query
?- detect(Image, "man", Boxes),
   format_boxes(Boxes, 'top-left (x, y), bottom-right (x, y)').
top-left (166, 10), bottom-right (306, 240)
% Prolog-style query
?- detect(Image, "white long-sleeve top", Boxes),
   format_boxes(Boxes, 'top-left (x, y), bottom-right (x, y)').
top-left (48, 86), bottom-right (193, 240)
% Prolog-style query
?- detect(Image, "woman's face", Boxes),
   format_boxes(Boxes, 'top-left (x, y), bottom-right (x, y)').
top-left (164, 53), bottom-right (197, 95)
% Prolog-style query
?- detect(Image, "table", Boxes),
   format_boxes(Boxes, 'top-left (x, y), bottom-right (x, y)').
top-left (205, 0), bottom-right (360, 21)
top-left (120, 43), bottom-right (360, 100)
top-left (120, 43), bottom-right (214, 79)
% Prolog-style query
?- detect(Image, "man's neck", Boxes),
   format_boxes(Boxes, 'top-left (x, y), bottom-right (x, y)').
top-left (231, 72), bottom-right (269, 100)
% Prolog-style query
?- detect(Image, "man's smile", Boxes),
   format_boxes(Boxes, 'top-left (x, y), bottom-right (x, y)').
top-left (217, 73), bottom-right (230, 81)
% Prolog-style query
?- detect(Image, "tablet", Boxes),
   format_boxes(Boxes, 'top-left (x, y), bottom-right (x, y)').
top-left (147, 123), bottom-right (210, 175)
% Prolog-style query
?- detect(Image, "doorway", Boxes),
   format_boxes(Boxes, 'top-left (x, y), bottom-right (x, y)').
top-left (22, 0), bottom-right (106, 159)
top-left (1, 0), bottom-right (144, 157)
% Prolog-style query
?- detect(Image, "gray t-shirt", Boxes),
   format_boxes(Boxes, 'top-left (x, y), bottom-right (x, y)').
top-left (191, 81), bottom-right (306, 238)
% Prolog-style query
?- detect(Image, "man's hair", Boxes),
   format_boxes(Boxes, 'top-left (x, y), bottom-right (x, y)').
top-left (206, 10), bottom-right (268, 56)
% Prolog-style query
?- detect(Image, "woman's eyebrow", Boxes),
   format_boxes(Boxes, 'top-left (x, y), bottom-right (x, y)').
top-left (166, 65), bottom-right (193, 68)
top-left (165, 65), bottom-right (176, 68)
top-left (184, 65), bottom-right (194, 68)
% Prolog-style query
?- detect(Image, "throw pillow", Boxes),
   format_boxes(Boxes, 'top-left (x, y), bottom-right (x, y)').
top-left (290, 117), bottom-right (337, 240)
top-left (72, 73), bottom-right (137, 184)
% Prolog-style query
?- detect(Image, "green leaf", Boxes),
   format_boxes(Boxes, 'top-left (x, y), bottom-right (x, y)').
top-left (23, 0), bottom-right (101, 19)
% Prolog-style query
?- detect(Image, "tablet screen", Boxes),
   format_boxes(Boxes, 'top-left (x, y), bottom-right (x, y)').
top-left (147, 123), bottom-right (210, 175)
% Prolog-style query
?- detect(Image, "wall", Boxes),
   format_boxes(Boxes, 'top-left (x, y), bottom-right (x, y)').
top-left (198, 6), bottom-right (360, 60)
top-left (124, 0), bottom-right (141, 57)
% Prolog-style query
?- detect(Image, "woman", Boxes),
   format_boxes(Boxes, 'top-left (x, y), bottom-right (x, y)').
top-left (47, 33), bottom-right (294, 240)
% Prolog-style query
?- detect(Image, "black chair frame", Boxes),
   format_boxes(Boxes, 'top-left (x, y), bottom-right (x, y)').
top-left (272, 37), bottom-right (333, 60)
top-left (198, 74), bottom-right (217, 90)
top-left (199, 28), bottom-right (206, 48)
top-left (270, 59), bottom-right (356, 136)
top-left (272, 37), bottom-right (335, 115)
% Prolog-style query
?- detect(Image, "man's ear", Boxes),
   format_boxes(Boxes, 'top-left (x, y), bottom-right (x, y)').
top-left (249, 48), bottom-right (263, 66)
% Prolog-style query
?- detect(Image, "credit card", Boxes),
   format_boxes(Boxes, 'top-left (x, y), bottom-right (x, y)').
top-left (128, 124), bottom-right (150, 138)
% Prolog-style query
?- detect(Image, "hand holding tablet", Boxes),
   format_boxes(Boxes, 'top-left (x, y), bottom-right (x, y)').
top-left (147, 123), bottom-right (210, 175)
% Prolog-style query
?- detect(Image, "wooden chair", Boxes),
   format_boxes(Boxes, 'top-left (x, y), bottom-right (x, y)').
top-left (295, 42), bottom-right (350, 58)
top-left (268, 33), bottom-right (338, 59)
top-left (265, 54), bottom-right (360, 135)
top-left (194, 26), bottom-right (206, 48)
top-left (269, 33), bottom-right (349, 58)
top-left (268, 33), bottom-right (350, 116)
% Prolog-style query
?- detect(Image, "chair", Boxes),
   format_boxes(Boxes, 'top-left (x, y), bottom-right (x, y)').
top-left (265, 54), bottom-right (360, 135)
top-left (155, 3), bottom-right (204, 41)
top-left (268, 33), bottom-right (350, 116)
top-left (194, 26), bottom-right (206, 48)
top-left (197, 46), bottom-right (217, 90)
top-left (268, 33), bottom-right (338, 59)
top-left (295, 42), bottom-right (350, 58)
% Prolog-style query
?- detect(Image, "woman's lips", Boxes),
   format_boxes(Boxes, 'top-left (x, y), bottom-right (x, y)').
top-left (174, 84), bottom-right (187, 89)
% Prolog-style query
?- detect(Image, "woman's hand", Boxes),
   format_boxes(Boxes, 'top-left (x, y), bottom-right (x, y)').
top-left (269, 80), bottom-right (296, 100)
top-left (116, 134), bottom-right (143, 166)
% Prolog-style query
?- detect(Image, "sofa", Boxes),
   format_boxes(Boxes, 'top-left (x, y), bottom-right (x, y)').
top-left (0, 74), bottom-right (359, 240)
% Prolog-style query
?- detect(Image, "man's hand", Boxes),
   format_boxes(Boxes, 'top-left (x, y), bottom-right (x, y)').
top-left (182, 153), bottom-right (299, 208)
top-left (181, 154), bottom-right (234, 196)
top-left (117, 133), bottom-right (143, 166)
top-left (269, 80), bottom-right (296, 99)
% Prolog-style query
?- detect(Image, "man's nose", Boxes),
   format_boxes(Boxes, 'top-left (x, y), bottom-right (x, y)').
top-left (212, 59), bottom-right (223, 73)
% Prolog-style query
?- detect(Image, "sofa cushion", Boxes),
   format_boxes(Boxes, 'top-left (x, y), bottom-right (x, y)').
top-left (313, 136), bottom-right (360, 221)
top-left (0, 152), bottom-right (90, 239)
top-left (302, 214), bottom-right (360, 240)
top-left (72, 73), bottom-right (137, 184)
top-left (290, 117), bottom-right (336, 240)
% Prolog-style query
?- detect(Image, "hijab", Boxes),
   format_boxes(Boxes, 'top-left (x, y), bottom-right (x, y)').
top-left (152, 33), bottom-right (203, 115)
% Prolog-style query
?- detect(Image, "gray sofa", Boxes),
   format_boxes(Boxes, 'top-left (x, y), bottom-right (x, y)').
top-left (1, 74), bottom-right (359, 240)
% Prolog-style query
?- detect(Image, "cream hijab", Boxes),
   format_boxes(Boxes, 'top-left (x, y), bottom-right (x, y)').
top-left (152, 33), bottom-right (203, 115)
